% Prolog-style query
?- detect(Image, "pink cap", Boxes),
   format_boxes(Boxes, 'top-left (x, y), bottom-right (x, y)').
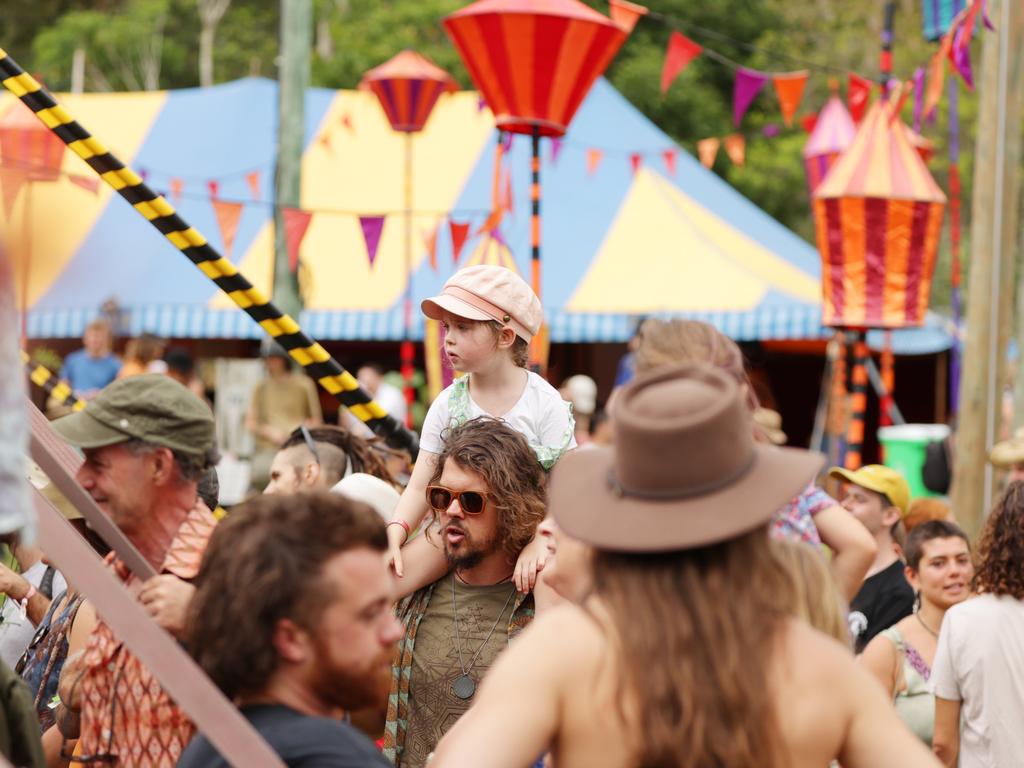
top-left (421, 265), bottom-right (542, 342)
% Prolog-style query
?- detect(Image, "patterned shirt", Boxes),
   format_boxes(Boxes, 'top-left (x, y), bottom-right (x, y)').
top-left (77, 503), bottom-right (217, 767)
top-left (769, 482), bottom-right (834, 547)
top-left (382, 581), bottom-right (534, 766)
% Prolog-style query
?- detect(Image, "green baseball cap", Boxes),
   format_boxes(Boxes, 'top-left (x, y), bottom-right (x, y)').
top-left (51, 374), bottom-right (215, 463)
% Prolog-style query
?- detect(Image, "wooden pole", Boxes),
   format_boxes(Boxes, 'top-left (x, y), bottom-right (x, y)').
top-left (953, 0), bottom-right (1023, 538)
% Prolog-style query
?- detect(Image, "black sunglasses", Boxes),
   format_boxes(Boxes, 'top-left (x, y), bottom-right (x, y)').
top-left (425, 485), bottom-right (490, 515)
top-left (300, 425), bottom-right (321, 466)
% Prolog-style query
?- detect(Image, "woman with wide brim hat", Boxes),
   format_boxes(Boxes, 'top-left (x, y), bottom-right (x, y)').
top-left (431, 364), bottom-right (938, 768)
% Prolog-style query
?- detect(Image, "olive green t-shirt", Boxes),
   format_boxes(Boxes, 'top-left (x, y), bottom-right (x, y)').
top-left (250, 374), bottom-right (322, 450)
top-left (402, 577), bottom-right (517, 767)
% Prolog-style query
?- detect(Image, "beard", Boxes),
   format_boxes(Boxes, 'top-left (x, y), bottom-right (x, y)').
top-left (308, 638), bottom-right (396, 712)
top-left (443, 520), bottom-right (503, 572)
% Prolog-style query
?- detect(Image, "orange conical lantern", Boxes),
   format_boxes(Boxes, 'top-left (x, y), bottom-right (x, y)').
top-left (813, 99), bottom-right (946, 329)
top-left (359, 50), bottom-right (458, 134)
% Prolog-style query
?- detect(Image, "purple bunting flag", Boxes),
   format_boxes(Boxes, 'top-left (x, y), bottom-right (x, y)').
top-left (550, 138), bottom-right (563, 165)
top-left (733, 67), bottom-right (769, 127)
top-left (360, 215), bottom-right (386, 268)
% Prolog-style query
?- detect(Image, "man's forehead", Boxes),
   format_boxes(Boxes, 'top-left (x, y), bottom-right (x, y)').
top-left (439, 457), bottom-right (489, 489)
top-left (326, 547), bottom-right (394, 601)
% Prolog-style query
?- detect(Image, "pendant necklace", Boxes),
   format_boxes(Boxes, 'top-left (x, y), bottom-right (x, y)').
top-left (450, 573), bottom-right (516, 701)
top-left (915, 609), bottom-right (939, 638)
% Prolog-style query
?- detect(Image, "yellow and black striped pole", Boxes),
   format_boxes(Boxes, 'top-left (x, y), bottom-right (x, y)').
top-left (22, 350), bottom-right (85, 412)
top-left (0, 50), bottom-right (418, 457)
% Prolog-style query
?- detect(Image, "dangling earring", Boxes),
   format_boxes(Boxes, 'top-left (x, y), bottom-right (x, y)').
top-left (913, 590), bottom-right (921, 613)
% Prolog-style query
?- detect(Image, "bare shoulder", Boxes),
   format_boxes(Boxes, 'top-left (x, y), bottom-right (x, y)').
top-left (518, 603), bottom-right (606, 659)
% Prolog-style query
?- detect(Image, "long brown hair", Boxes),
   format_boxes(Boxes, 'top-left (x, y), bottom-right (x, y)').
top-left (591, 527), bottom-right (793, 768)
top-left (974, 481), bottom-right (1024, 599)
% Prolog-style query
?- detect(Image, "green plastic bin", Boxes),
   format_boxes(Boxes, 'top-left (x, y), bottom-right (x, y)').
top-left (878, 424), bottom-right (951, 499)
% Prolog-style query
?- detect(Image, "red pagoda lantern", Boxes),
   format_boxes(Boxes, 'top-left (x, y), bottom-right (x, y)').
top-left (443, 0), bottom-right (629, 367)
top-left (361, 51), bottom-right (457, 427)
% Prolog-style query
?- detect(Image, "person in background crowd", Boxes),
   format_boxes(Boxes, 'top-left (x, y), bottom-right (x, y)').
top-left (163, 346), bottom-right (207, 402)
top-left (559, 375), bottom-right (597, 447)
top-left (384, 418), bottom-right (547, 766)
top-left (987, 426), bottom-right (1024, 484)
top-left (59, 319), bottom-right (120, 399)
top-left (904, 498), bottom-right (955, 534)
top-left (263, 425), bottom-right (397, 495)
top-left (861, 521), bottom-right (972, 747)
top-left (587, 409), bottom-right (613, 447)
top-left (771, 539), bottom-right (850, 647)
top-left (932, 482), bottom-right (1024, 767)
top-left (358, 363), bottom-right (408, 428)
top-left (634, 319), bottom-right (876, 601)
top-left (246, 345), bottom-right (323, 492)
top-left (829, 464), bottom-right (915, 653)
top-left (179, 493), bottom-right (397, 768)
top-left (46, 375), bottom-right (220, 767)
top-left (753, 407), bottom-right (787, 446)
top-left (0, 534), bottom-right (67, 670)
top-left (432, 364), bottom-right (937, 768)
top-left (117, 333), bottom-right (167, 379)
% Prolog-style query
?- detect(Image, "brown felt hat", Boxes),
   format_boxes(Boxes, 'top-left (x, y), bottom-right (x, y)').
top-left (550, 363), bottom-right (823, 552)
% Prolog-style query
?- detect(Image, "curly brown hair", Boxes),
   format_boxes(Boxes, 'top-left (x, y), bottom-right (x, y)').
top-left (973, 481), bottom-right (1024, 599)
top-left (592, 527), bottom-right (794, 768)
top-left (186, 492), bottom-right (386, 699)
top-left (428, 417), bottom-right (546, 562)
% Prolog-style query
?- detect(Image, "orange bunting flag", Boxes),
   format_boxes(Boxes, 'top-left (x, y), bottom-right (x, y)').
top-left (282, 208), bottom-right (313, 273)
top-left (772, 71), bottom-right (809, 127)
top-left (170, 178), bottom-right (184, 204)
top-left (662, 148), bottom-right (677, 176)
top-left (608, 0), bottom-right (648, 33)
top-left (318, 132), bottom-right (333, 152)
top-left (847, 73), bottom-right (873, 123)
top-left (660, 32), bottom-right (703, 96)
top-left (696, 137), bottom-right (720, 169)
top-left (924, 38), bottom-right (950, 117)
top-left (423, 224), bottom-right (440, 272)
top-left (340, 113), bottom-right (354, 132)
top-left (723, 134), bottom-right (746, 167)
top-left (586, 148), bottom-right (604, 175)
top-left (449, 219), bottom-right (471, 264)
top-left (245, 170), bottom-right (261, 201)
top-left (630, 153), bottom-right (642, 175)
top-left (212, 200), bottom-right (244, 260)
top-left (69, 174), bottom-right (100, 195)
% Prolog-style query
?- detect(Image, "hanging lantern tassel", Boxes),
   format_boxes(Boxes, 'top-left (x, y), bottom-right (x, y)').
top-left (880, 330), bottom-right (895, 427)
top-left (844, 334), bottom-right (870, 470)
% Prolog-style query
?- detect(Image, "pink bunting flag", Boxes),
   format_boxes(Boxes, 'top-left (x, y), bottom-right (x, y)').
top-left (449, 220), bottom-right (471, 264)
top-left (660, 32), bottom-right (703, 96)
top-left (723, 134), bottom-right (746, 167)
top-left (282, 208), bottom-right (313, 273)
top-left (661, 149), bottom-right (677, 176)
top-left (246, 170), bottom-right (261, 201)
top-left (629, 153), bottom-right (642, 175)
top-left (586, 148), bottom-right (604, 176)
top-left (549, 138), bottom-right (563, 165)
top-left (733, 67), bottom-right (769, 127)
top-left (69, 174), bottom-right (100, 195)
top-left (212, 200), bottom-right (244, 259)
top-left (207, 180), bottom-right (220, 200)
top-left (170, 178), bottom-right (184, 204)
top-left (696, 138), bottom-right (719, 169)
top-left (359, 215), bottom-right (385, 268)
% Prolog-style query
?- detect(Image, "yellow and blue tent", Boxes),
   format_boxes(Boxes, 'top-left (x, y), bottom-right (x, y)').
top-left (4, 77), bottom-right (950, 351)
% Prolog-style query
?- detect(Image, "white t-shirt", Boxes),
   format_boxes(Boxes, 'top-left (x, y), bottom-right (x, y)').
top-left (0, 560), bottom-right (67, 668)
top-left (931, 593), bottom-right (1024, 768)
top-left (420, 372), bottom-right (576, 462)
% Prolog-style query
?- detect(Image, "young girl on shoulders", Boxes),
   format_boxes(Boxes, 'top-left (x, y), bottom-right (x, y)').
top-left (387, 265), bottom-right (575, 592)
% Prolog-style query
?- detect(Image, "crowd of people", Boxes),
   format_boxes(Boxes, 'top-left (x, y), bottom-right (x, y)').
top-left (7, 263), bottom-right (1024, 767)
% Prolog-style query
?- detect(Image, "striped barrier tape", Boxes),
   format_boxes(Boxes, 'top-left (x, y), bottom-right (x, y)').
top-left (21, 350), bottom-right (85, 412)
top-left (0, 49), bottom-right (419, 458)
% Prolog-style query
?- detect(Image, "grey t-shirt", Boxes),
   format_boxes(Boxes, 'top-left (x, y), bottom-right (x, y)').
top-left (0, 561), bottom-right (66, 669)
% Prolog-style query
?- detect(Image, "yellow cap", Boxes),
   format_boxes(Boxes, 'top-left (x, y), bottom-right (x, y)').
top-left (828, 464), bottom-right (910, 515)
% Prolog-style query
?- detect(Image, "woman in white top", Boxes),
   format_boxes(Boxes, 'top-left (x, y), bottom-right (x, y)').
top-left (932, 482), bottom-right (1024, 766)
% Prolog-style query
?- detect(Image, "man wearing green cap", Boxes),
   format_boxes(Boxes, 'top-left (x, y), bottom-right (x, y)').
top-left (829, 464), bottom-right (914, 653)
top-left (48, 374), bottom-right (219, 767)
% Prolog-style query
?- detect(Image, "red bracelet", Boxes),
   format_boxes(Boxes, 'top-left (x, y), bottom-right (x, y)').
top-left (387, 520), bottom-right (411, 537)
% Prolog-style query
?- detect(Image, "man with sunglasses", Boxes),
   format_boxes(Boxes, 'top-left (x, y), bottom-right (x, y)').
top-left (383, 417), bottom-right (547, 767)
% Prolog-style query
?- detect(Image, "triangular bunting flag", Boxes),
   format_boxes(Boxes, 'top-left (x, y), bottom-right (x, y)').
top-left (924, 37), bottom-right (950, 117)
top-left (501, 169), bottom-right (514, 217)
top-left (212, 200), bottom-right (244, 259)
top-left (318, 132), bottom-right (333, 152)
top-left (629, 153), bottom-right (642, 175)
top-left (586, 148), bottom-right (604, 176)
top-left (423, 224), bottom-right (440, 272)
top-left (475, 208), bottom-right (505, 237)
top-left (762, 124), bottom-right (780, 137)
top-left (477, 97), bottom-right (487, 112)
top-left (139, 169), bottom-right (149, 182)
top-left (696, 137), bottom-right (719, 169)
top-left (549, 138), bottom-right (563, 165)
top-left (608, 0), bottom-right (648, 33)
top-left (69, 175), bottom-right (100, 195)
top-left (733, 68), bottom-right (769, 127)
top-left (0, 169), bottom-right (25, 220)
top-left (282, 208), bottom-right (313, 273)
top-left (661, 149), bottom-right (677, 176)
top-left (340, 113), bottom-right (354, 132)
top-left (912, 67), bottom-right (926, 131)
top-left (170, 178), bottom-right (184, 204)
top-left (449, 219), bottom-right (470, 264)
top-left (660, 32), bottom-right (703, 96)
top-left (207, 180), bottom-right (220, 200)
top-left (847, 73), bottom-right (873, 122)
top-left (246, 170), bottom-right (261, 201)
top-left (799, 112), bottom-right (818, 133)
top-left (772, 71), bottom-right (808, 127)
top-left (359, 215), bottom-right (385, 268)
top-left (723, 134), bottom-right (746, 167)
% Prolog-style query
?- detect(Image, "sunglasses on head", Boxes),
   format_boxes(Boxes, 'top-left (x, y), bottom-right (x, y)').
top-left (300, 425), bottom-right (321, 466)
top-left (425, 485), bottom-right (490, 515)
